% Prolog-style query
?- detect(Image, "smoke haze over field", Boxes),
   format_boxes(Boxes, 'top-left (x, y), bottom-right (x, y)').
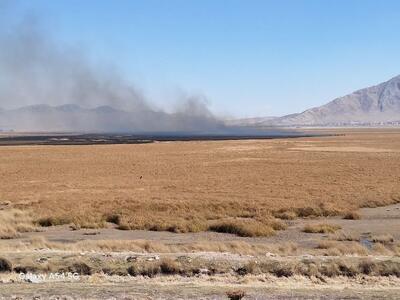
top-left (0, 18), bottom-right (227, 133)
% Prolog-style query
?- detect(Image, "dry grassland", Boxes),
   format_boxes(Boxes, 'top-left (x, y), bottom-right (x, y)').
top-left (1, 129), bottom-right (400, 235)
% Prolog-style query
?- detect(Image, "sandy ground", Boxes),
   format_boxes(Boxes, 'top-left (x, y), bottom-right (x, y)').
top-left (1, 276), bottom-right (400, 299)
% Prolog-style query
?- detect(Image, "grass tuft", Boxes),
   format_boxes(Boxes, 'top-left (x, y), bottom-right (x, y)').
top-left (226, 290), bottom-right (246, 300)
top-left (303, 223), bottom-right (341, 234)
top-left (105, 214), bottom-right (121, 225)
top-left (0, 257), bottom-right (12, 273)
top-left (343, 211), bottom-right (361, 220)
top-left (0, 209), bottom-right (38, 239)
top-left (208, 219), bottom-right (275, 237)
top-left (37, 217), bottom-right (71, 227)
top-left (160, 258), bottom-right (180, 275)
top-left (371, 234), bottom-right (394, 244)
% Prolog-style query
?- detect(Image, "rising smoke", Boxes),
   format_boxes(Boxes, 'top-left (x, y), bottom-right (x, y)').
top-left (0, 17), bottom-right (225, 133)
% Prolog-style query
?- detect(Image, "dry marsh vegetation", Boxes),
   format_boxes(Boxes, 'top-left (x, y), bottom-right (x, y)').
top-left (0, 209), bottom-right (38, 239)
top-left (1, 129), bottom-right (400, 233)
top-left (208, 217), bottom-right (285, 237)
top-left (316, 241), bottom-right (369, 256)
top-left (3, 249), bottom-right (400, 279)
top-left (0, 236), bottom-right (301, 256)
top-left (343, 211), bottom-right (361, 220)
top-left (303, 223), bottom-right (342, 234)
top-left (371, 234), bottom-right (395, 245)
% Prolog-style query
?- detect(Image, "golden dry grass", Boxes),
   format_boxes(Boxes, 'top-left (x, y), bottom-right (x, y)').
top-left (0, 236), bottom-right (300, 256)
top-left (208, 218), bottom-right (277, 237)
top-left (316, 241), bottom-right (369, 256)
top-left (342, 211), bottom-right (361, 220)
top-left (0, 129), bottom-right (400, 233)
top-left (0, 209), bottom-right (37, 239)
top-left (303, 223), bottom-right (342, 234)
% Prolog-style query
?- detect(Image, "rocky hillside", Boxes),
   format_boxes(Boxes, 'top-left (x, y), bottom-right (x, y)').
top-left (258, 75), bottom-right (400, 126)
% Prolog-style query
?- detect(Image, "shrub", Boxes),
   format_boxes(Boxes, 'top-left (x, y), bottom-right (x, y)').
top-left (370, 242), bottom-right (391, 255)
top-left (271, 264), bottom-right (294, 277)
top-left (128, 263), bottom-right (161, 277)
top-left (319, 261), bottom-right (341, 277)
top-left (358, 259), bottom-right (378, 275)
top-left (295, 207), bottom-right (323, 218)
top-left (160, 258), bottom-right (180, 275)
top-left (0, 257), bottom-right (12, 273)
top-left (226, 290), bottom-right (246, 300)
top-left (0, 209), bottom-right (37, 239)
top-left (371, 234), bottom-right (394, 244)
top-left (260, 261), bottom-right (294, 277)
top-left (375, 261), bottom-right (400, 277)
top-left (316, 241), bottom-right (368, 256)
top-left (273, 210), bottom-right (296, 220)
top-left (127, 264), bottom-right (140, 276)
top-left (37, 217), bottom-right (70, 227)
top-left (235, 261), bottom-right (258, 276)
top-left (127, 265), bottom-right (140, 276)
top-left (14, 265), bottom-right (39, 274)
top-left (208, 219), bottom-right (274, 237)
top-left (337, 262), bottom-right (358, 277)
top-left (105, 214), bottom-right (121, 225)
top-left (68, 262), bottom-right (92, 275)
top-left (343, 211), bottom-right (361, 220)
top-left (303, 223), bottom-right (341, 234)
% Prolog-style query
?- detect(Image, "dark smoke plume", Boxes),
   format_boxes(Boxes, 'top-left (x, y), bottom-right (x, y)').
top-left (0, 18), bottom-right (226, 133)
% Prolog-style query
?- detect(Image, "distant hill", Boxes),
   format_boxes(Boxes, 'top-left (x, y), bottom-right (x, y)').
top-left (0, 104), bottom-right (222, 133)
top-left (239, 75), bottom-right (400, 127)
top-left (224, 116), bottom-right (278, 126)
top-left (2, 75), bottom-right (400, 131)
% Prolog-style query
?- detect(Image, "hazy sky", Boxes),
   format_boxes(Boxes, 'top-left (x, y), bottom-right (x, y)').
top-left (2, 0), bottom-right (400, 117)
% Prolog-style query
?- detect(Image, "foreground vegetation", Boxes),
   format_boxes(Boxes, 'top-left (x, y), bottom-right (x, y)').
top-left (1, 243), bottom-right (399, 279)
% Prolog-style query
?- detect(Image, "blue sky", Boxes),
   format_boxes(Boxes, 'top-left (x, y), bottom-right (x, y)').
top-left (2, 0), bottom-right (400, 117)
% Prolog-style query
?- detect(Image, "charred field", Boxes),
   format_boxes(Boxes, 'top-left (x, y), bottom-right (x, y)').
top-left (0, 130), bottom-right (316, 146)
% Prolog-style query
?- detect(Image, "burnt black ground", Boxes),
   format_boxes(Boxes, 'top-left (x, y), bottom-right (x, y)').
top-left (0, 131), bottom-right (322, 146)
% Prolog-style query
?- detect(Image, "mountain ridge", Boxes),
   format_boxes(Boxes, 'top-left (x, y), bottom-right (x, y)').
top-left (1, 75), bottom-right (400, 131)
top-left (237, 75), bottom-right (400, 127)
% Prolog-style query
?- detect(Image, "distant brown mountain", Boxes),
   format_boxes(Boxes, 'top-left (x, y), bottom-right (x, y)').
top-left (240, 75), bottom-right (400, 127)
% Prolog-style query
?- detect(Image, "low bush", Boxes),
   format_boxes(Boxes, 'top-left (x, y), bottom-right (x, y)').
top-left (37, 217), bottom-right (70, 227)
top-left (371, 234), bottom-right (394, 244)
top-left (303, 223), bottom-right (341, 234)
top-left (208, 219), bottom-right (275, 237)
top-left (273, 210), bottom-right (296, 220)
top-left (105, 214), bottom-right (121, 225)
top-left (235, 261), bottom-right (258, 276)
top-left (127, 263), bottom-right (161, 277)
top-left (0, 209), bottom-right (37, 239)
top-left (68, 262), bottom-right (92, 275)
top-left (160, 258), bottom-right (180, 275)
top-left (0, 257), bottom-right (12, 272)
top-left (316, 241), bottom-right (368, 256)
top-left (226, 290), bottom-right (246, 300)
top-left (343, 211), bottom-right (361, 220)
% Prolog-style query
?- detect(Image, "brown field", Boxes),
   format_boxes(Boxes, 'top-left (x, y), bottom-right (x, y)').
top-left (1, 129), bottom-right (400, 298)
top-left (1, 129), bottom-right (400, 235)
